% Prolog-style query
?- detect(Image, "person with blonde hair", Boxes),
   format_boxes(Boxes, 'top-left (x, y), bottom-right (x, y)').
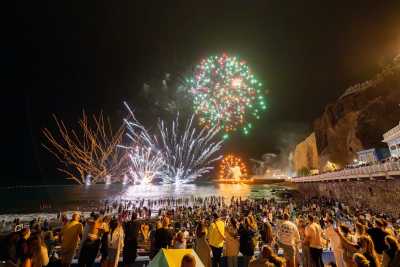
top-left (248, 245), bottom-right (284, 267)
top-left (174, 232), bottom-right (187, 249)
top-left (355, 223), bottom-right (366, 242)
top-left (358, 235), bottom-right (380, 267)
top-left (337, 224), bottom-right (358, 267)
top-left (247, 211), bottom-right (258, 232)
top-left (260, 220), bottom-right (273, 246)
top-left (325, 218), bottom-right (344, 267)
top-left (60, 212), bottom-right (82, 267)
top-left (104, 219), bottom-right (124, 267)
top-left (353, 253), bottom-right (371, 267)
top-left (24, 233), bottom-right (49, 267)
top-left (181, 254), bottom-right (196, 267)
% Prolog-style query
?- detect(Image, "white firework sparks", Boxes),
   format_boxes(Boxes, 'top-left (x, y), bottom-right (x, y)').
top-left (119, 102), bottom-right (165, 185)
top-left (121, 102), bottom-right (223, 184)
top-left (127, 146), bottom-right (164, 185)
top-left (157, 114), bottom-right (223, 184)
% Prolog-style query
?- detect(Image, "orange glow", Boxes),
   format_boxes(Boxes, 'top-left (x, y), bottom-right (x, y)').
top-left (219, 154), bottom-right (248, 180)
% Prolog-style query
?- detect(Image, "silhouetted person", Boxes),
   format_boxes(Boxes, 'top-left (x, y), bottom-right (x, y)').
top-left (123, 212), bottom-right (140, 267)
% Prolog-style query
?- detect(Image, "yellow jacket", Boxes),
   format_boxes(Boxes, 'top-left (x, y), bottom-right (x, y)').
top-left (208, 219), bottom-right (225, 248)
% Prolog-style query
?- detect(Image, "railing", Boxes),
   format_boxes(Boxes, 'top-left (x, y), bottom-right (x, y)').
top-left (293, 161), bottom-right (400, 182)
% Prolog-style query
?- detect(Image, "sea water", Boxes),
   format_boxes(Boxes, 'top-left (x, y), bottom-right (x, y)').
top-left (0, 182), bottom-right (291, 214)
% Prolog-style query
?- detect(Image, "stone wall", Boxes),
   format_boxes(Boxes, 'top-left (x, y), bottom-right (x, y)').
top-left (296, 179), bottom-right (400, 217)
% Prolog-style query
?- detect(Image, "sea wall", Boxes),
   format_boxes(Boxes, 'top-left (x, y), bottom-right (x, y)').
top-left (296, 179), bottom-right (400, 217)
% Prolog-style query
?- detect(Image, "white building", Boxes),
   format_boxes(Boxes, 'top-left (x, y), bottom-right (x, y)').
top-left (357, 148), bottom-right (378, 163)
top-left (383, 121), bottom-right (400, 158)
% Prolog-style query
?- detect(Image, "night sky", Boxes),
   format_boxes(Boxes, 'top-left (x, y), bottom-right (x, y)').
top-left (7, 1), bottom-right (400, 185)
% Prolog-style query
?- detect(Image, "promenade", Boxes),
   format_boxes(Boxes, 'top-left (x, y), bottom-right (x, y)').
top-left (293, 161), bottom-right (400, 183)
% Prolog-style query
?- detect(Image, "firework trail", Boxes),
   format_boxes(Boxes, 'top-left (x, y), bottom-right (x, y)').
top-left (127, 146), bottom-right (165, 185)
top-left (157, 114), bottom-right (223, 184)
top-left (119, 102), bottom-right (164, 185)
top-left (121, 102), bottom-right (223, 184)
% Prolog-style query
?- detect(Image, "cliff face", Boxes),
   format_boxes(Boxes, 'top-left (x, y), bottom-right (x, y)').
top-left (293, 133), bottom-right (319, 172)
top-left (314, 57), bottom-right (400, 168)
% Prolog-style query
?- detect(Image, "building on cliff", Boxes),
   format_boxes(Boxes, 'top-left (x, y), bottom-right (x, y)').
top-left (292, 133), bottom-right (319, 174)
top-left (356, 148), bottom-right (390, 164)
top-left (383, 121), bottom-right (400, 158)
top-left (356, 148), bottom-right (378, 163)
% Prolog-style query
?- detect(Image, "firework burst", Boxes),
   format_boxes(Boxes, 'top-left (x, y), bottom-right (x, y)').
top-left (157, 114), bottom-right (223, 184)
top-left (187, 53), bottom-right (267, 137)
top-left (126, 146), bottom-right (165, 185)
top-left (219, 154), bottom-right (248, 180)
top-left (119, 103), bottom-right (165, 185)
top-left (121, 103), bottom-right (223, 184)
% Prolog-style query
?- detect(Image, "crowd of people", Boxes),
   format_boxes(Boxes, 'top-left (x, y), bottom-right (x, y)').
top-left (0, 195), bottom-right (399, 267)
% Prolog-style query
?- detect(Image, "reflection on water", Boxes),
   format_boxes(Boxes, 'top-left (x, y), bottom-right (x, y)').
top-left (215, 183), bottom-right (251, 199)
top-left (0, 182), bottom-right (288, 213)
top-left (115, 183), bottom-right (278, 201)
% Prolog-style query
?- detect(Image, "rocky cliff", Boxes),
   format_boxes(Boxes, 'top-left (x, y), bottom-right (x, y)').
top-left (314, 56), bottom-right (400, 168)
top-left (292, 133), bottom-right (319, 172)
top-left (291, 55), bottom-right (400, 171)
